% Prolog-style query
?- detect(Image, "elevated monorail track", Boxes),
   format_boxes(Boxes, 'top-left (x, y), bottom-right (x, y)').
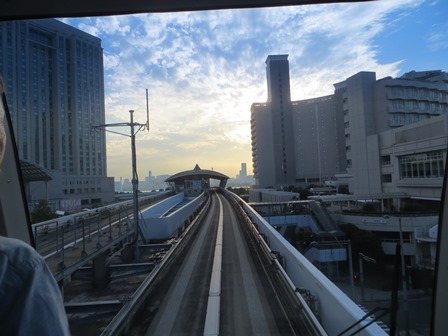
top-left (64, 189), bottom-right (324, 335)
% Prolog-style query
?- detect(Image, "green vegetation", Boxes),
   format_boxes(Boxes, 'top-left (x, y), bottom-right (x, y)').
top-left (30, 200), bottom-right (56, 224)
top-left (227, 187), bottom-right (248, 197)
top-left (340, 223), bottom-right (384, 266)
top-left (281, 185), bottom-right (313, 199)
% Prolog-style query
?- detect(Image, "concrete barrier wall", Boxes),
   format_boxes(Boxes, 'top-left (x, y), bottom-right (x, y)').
top-left (225, 191), bottom-right (386, 336)
top-left (140, 192), bottom-right (205, 240)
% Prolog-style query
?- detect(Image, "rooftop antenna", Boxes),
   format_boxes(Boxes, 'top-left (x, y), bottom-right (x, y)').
top-left (92, 90), bottom-right (149, 261)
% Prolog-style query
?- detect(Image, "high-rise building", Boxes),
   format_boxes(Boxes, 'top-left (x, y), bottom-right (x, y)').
top-left (293, 95), bottom-right (346, 185)
top-left (252, 55), bottom-right (342, 188)
top-left (143, 170), bottom-right (155, 190)
top-left (251, 55), bottom-right (448, 199)
top-left (0, 19), bottom-right (114, 209)
top-left (251, 55), bottom-right (297, 188)
top-left (239, 163), bottom-right (247, 179)
top-left (337, 70), bottom-right (448, 195)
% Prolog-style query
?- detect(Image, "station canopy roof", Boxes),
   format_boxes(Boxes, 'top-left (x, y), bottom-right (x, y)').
top-left (165, 164), bottom-right (229, 184)
top-left (20, 160), bottom-right (53, 183)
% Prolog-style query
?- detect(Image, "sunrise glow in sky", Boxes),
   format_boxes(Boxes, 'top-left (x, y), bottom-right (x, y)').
top-left (61, 0), bottom-right (448, 180)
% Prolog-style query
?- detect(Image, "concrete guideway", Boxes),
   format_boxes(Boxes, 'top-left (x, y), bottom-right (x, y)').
top-left (145, 190), bottom-right (297, 335)
top-left (145, 192), bottom-right (219, 335)
top-left (53, 189), bottom-right (384, 335)
top-left (220, 192), bottom-right (291, 335)
top-left (62, 189), bottom-right (324, 334)
top-left (203, 192), bottom-right (224, 335)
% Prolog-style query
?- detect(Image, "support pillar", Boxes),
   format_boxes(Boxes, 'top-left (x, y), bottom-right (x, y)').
top-left (121, 244), bottom-right (135, 264)
top-left (92, 251), bottom-right (110, 288)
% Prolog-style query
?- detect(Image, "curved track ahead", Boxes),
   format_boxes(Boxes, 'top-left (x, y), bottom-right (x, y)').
top-left (145, 191), bottom-right (294, 335)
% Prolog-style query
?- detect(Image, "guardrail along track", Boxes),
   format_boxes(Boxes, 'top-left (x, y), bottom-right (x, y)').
top-left (63, 193), bottom-right (210, 335)
top-left (225, 192), bottom-right (326, 335)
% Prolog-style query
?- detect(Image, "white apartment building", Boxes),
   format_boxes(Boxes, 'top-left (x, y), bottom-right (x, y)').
top-left (336, 70), bottom-right (448, 197)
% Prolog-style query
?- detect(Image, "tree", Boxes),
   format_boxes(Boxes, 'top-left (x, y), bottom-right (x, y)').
top-left (340, 223), bottom-right (384, 265)
top-left (30, 200), bottom-right (56, 224)
top-left (338, 185), bottom-right (350, 194)
top-left (227, 187), bottom-right (248, 197)
top-left (290, 186), bottom-right (312, 200)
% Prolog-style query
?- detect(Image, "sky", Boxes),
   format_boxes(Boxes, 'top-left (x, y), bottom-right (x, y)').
top-left (60, 0), bottom-right (448, 181)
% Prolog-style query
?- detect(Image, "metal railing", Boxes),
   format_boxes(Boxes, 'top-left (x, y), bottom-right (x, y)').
top-left (33, 192), bottom-right (173, 280)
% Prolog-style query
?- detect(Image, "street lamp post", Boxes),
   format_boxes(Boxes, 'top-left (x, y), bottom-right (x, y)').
top-left (398, 217), bottom-right (410, 335)
top-left (359, 253), bottom-right (365, 301)
top-left (385, 215), bottom-right (410, 335)
top-left (398, 217), bottom-right (407, 294)
top-left (347, 241), bottom-right (356, 301)
top-left (359, 252), bottom-right (376, 301)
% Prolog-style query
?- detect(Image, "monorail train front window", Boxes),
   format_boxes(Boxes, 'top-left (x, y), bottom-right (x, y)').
top-left (0, 0), bottom-right (446, 335)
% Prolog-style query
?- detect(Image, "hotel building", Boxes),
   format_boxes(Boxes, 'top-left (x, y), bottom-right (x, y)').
top-left (0, 19), bottom-right (114, 210)
top-left (251, 55), bottom-right (448, 201)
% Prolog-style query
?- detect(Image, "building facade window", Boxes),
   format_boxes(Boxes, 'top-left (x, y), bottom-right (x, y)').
top-left (381, 155), bottom-right (391, 165)
top-left (399, 151), bottom-right (444, 179)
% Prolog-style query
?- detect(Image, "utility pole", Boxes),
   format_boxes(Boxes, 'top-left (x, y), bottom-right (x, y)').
top-left (130, 110), bottom-right (139, 248)
top-left (93, 91), bottom-right (149, 261)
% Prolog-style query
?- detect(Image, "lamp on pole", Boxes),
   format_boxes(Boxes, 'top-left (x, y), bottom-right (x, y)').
top-left (384, 215), bottom-right (410, 335)
top-left (359, 252), bottom-right (376, 301)
top-left (398, 218), bottom-right (408, 294)
top-left (398, 217), bottom-right (410, 335)
top-left (347, 240), bottom-right (356, 302)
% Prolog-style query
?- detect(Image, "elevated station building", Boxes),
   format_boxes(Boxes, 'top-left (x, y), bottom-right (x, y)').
top-left (165, 164), bottom-right (229, 197)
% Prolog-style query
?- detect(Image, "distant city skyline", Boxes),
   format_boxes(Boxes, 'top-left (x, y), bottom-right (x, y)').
top-left (115, 162), bottom-right (253, 185)
top-left (59, 0), bottom-right (447, 179)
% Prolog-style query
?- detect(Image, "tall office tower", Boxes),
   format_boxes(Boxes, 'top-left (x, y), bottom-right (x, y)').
top-left (251, 55), bottom-right (297, 188)
top-left (240, 163), bottom-right (247, 178)
top-left (0, 19), bottom-right (114, 208)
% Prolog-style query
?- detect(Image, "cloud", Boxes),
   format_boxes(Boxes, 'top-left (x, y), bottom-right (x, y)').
top-left (427, 24), bottom-right (448, 52)
top-left (61, 0), bottom-right (431, 178)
